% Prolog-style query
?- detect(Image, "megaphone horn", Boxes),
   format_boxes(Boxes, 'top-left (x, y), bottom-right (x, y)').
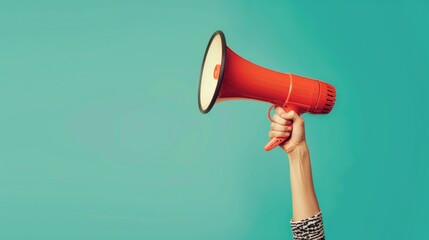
top-left (198, 31), bottom-right (336, 151)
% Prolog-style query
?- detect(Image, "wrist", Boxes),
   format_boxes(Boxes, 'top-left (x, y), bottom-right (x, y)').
top-left (285, 142), bottom-right (309, 160)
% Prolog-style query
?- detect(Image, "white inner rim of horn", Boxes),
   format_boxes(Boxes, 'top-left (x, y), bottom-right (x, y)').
top-left (200, 34), bottom-right (222, 111)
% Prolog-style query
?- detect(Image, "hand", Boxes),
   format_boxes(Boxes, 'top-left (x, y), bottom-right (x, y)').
top-left (268, 106), bottom-right (306, 154)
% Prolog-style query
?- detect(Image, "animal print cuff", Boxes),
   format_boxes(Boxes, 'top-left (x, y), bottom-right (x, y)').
top-left (290, 211), bottom-right (325, 240)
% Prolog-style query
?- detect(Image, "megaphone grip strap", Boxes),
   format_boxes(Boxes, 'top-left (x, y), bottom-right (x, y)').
top-left (267, 104), bottom-right (276, 122)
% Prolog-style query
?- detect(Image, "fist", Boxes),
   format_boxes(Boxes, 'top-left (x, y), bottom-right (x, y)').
top-left (268, 106), bottom-right (306, 154)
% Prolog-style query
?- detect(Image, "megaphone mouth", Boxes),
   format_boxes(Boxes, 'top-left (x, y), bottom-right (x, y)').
top-left (198, 30), bottom-right (226, 114)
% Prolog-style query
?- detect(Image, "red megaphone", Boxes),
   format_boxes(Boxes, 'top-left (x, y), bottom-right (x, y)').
top-left (198, 31), bottom-right (336, 151)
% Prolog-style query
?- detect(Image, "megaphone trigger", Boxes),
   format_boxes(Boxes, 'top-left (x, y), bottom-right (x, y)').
top-left (264, 137), bottom-right (286, 152)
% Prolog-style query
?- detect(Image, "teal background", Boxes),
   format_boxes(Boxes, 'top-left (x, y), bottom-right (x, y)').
top-left (1, 1), bottom-right (428, 239)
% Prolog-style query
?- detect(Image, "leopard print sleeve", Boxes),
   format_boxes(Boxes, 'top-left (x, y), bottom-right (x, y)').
top-left (290, 211), bottom-right (325, 240)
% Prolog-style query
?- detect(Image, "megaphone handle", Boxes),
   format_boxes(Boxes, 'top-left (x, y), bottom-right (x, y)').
top-left (264, 105), bottom-right (300, 151)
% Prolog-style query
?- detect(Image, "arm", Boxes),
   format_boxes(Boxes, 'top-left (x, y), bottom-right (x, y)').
top-left (287, 143), bottom-right (320, 221)
top-left (269, 107), bottom-right (325, 239)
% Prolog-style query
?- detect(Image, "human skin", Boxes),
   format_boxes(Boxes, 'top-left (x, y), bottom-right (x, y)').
top-left (269, 107), bottom-right (320, 221)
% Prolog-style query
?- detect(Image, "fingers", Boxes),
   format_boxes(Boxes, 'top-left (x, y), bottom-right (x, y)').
top-left (271, 114), bottom-right (292, 126)
top-left (268, 130), bottom-right (291, 138)
top-left (274, 106), bottom-right (287, 116)
top-left (270, 122), bottom-right (292, 131)
top-left (273, 106), bottom-right (303, 125)
top-left (269, 106), bottom-right (306, 145)
top-left (269, 107), bottom-right (292, 138)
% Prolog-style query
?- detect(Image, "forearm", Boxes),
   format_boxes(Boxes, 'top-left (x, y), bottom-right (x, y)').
top-left (287, 142), bottom-right (320, 221)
